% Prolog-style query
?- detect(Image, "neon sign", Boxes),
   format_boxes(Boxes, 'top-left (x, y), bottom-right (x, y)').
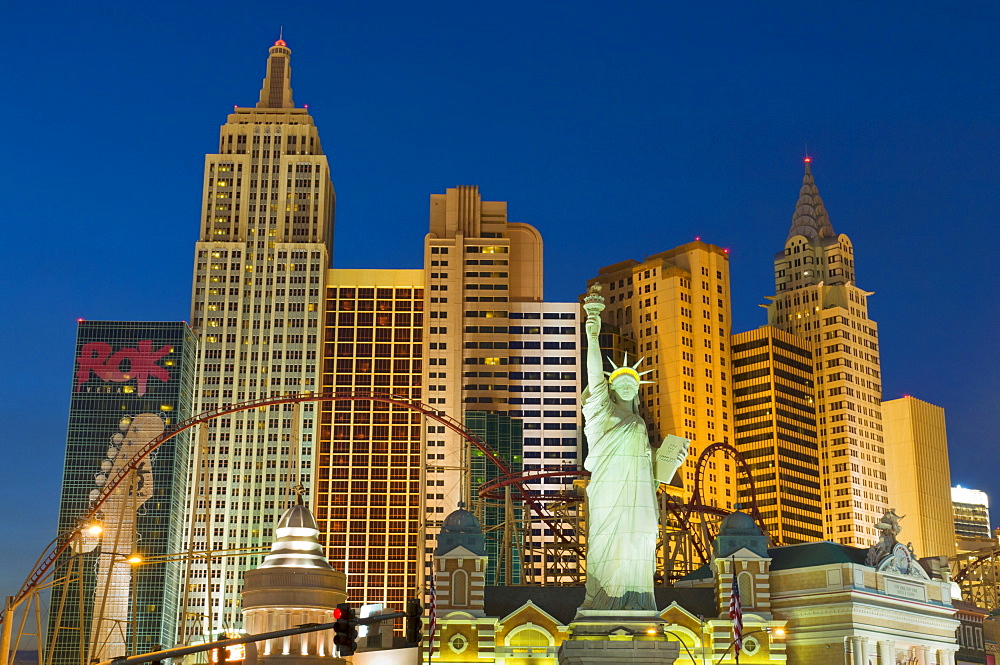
top-left (75, 340), bottom-right (172, 396)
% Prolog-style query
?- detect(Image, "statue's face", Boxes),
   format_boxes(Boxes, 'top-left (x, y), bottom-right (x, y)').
top-left (610, 375), bottom-right (639, 401)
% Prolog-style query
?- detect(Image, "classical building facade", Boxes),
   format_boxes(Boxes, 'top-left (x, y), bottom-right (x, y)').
top-left (181, 39), bottom-right (335, 640)
top-left (764, 160), bottom-right (888, 548)
top-left (428, 506), bottom-right (961, 665)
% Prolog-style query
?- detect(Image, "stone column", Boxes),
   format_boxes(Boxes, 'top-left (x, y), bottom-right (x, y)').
top-left (848, 637), bottom-right (866, 665)
top-left (915, 645), bottom-right (929, 665)
top-left (878, 640), bottom-right (895, 665)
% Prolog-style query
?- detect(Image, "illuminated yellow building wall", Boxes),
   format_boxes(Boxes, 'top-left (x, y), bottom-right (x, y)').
top-left (587, 241), bottom-right (736, 509)
top-left (883, 395), bottom-right (955, 557)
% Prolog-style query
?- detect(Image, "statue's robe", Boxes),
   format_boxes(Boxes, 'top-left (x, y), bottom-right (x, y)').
top-left (581, 383), bottom-right (658, 611)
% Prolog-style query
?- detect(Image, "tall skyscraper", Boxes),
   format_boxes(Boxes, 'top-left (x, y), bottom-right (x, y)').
top-left (883, 395), bottom-right (955, 557)
top-left (765, 160), bottom-right (888, 547)
top-left (587, 242), bottom-right (736, 510)
top-left (730, 326), bottom-right (823, 544)
top-left (182, 39), bottom-right (335, 641)
top-left (421, 186), bottom-right (583, 585)
top-left (423, 186), bottom-right (544, 520)
top-left (49, 321), bottom-right (195, 664)
top-left (316, 268), bottom-right (425, 611)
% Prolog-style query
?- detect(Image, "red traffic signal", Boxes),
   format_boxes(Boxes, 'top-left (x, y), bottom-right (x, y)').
top-left (333, 603), bottom-right (358, 656)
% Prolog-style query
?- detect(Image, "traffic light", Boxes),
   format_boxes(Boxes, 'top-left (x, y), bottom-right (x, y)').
top-left (333, 603), bottom-right (358, 656)
top-left (405, 598), bottom-right (423, 645)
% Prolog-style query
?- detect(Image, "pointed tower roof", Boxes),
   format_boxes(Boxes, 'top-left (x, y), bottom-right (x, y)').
top-left (786, 158), bottom-right (836, 242)
top-left (256, 38), bottom-right (295, 109)
top-left (257, 499), bottom-right (333, 570)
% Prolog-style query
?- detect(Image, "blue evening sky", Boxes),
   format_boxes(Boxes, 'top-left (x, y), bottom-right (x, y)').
top-left (1, 0), bottom-right (997, 598)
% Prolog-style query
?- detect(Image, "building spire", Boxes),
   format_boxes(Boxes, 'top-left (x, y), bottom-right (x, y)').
top-left (786, 156), bottom-right (835, 241)
top-left (256, 38), bottom-right (295, 109)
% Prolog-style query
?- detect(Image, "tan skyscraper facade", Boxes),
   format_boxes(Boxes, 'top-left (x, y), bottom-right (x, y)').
top-left (587, 241), bottom-right (736, 510)
top-left (765, 161), bottom-right (887, 547)
top-left (423, 186), bottom-right (544, 520)
top-left (882, 395), bottom-right (955, 557)
top-left (184, 40), bottom-right (335, 639)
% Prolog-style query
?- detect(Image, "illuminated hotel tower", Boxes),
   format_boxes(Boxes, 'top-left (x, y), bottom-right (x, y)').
top-left (317, 268), bottom-right (426, 610)
top-left (764, 160), bottom-right (887, 547)
top-left (730, 326), bottom-right (823, 544)
top-left (587, 242), bottom-right (736, 509)
top-left (423, 186), bottom-right (544, 521)
top-left (183, 39), bottom-right (335, 640)
top-left (423, 186), bottom-right (581, 584)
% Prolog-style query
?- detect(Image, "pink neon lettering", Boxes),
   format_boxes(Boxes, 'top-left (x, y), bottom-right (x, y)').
top-left (74, 340), bottom-right (172, 396)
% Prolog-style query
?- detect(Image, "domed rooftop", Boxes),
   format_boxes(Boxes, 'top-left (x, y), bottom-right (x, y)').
top-left (712, 509), bottom-right (768, 559)
top-left (276, 503), bottom-right (320, 531)
top-left (258, 498), bottom-right (334, 570)
top-left (719, 510), bottom-right (760, 534)
top-left (435, 503), bottom-right (487, 557)
top-left (442, 507), bottom-right (482, 534)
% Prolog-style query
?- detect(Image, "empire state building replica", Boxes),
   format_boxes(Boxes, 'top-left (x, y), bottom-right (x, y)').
top-left (181, 39), bottom-right (335, 641)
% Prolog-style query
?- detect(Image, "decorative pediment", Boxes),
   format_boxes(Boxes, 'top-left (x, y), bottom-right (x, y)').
top-left (659, 600), bottom-right (707, 626)
top-left (497, 599), bottom-right (563, 628)
top-left (876, 543), bottom-right (930, 580)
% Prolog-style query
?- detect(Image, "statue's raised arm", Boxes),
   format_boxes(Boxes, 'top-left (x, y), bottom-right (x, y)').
top-left (583, 284), bottom-right (608, 395)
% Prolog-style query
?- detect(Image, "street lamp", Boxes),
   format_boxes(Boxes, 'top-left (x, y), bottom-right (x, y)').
top-left (1, 518), bottom-right (106, 665)
top-left (713, 626), bottom-right (786, 664)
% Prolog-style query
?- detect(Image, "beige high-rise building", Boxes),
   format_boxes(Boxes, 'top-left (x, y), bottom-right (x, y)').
top-left (183, 39), bottom-right (335, 640)
top-left (765, 160), bottom-right (888, 547)
top-left (423, 186), bottom-right (544, 518)
top-left (587, 241), bottom-right (736, 510)
top-left (882, 395), bottom-right (955, 557)
top-left (423, 186), bottom-right (583, 585)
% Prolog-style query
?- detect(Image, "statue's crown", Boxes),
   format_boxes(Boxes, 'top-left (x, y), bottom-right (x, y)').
top-left (604, 353), bottom-right (654, 384)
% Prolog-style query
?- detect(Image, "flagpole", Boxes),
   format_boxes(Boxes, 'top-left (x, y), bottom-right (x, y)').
top-left (728, 556), bottom-right (742, 665)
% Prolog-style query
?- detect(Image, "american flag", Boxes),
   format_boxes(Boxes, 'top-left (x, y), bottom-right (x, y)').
top-left (427, 565), bottom-right (438, 660)
top-left (729, 561), bottom-right (743, 655)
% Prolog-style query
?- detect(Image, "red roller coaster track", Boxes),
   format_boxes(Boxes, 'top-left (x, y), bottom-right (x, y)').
top-left (5, 392), bottom-right (765, 623)
top-left (5, 391), bottom-right (576, 616)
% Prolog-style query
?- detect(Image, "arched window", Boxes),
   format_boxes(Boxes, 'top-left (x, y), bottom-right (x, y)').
top-left (507, 627), bottom-right (551, 648)
top-left (738, 571), bottom-right (755, 608)
top-left (452, 569), bottom-right (468, 606)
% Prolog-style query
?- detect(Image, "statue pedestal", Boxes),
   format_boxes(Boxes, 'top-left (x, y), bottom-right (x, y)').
top-left (558, 610), bottom-right (680, 665)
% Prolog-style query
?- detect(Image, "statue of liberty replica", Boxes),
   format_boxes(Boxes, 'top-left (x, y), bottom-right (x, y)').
top-left (580, 283), bottom-right (688, 612)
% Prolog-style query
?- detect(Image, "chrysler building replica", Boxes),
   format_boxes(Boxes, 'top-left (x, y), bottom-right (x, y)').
top-left (765, 159), bottom-right (888, 547)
